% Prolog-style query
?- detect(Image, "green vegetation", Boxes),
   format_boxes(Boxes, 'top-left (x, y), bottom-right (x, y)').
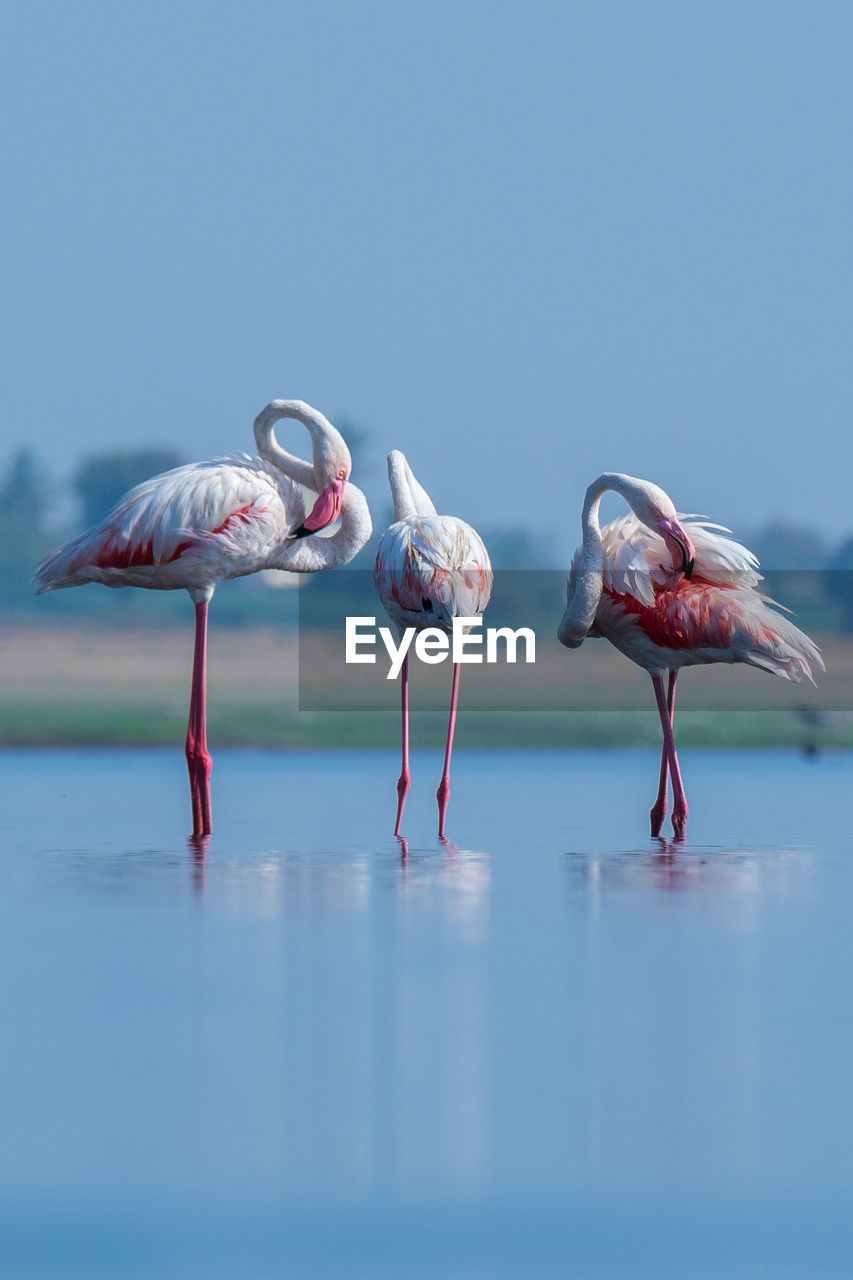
top-left (2, 701), bottom-right (851, 750)
top-left (3, 620), bottom-right (848, 750)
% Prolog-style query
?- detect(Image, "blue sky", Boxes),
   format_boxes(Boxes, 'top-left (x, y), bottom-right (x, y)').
top-left (3, 1), bottom-right (851, 553)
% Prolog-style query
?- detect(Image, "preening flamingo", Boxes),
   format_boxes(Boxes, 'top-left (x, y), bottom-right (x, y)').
top-left (36, 400), bottom-right (372, 837)
top-left (558, 472), bottom-right (823, 841)
top-left (374, 451), bottom-right (492, 838)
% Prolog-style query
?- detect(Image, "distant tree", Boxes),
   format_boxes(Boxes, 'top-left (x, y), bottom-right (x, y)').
top-left (746, 522), bottom-right (830, 620)
top-left (748, 522), bottom-right (828, 570)
top-left (477, 526), bottom-right (559, 570)
top-left (824, 537), bottom-right (853, 631)
top-left (828, 537), bottom-right (853, 570)
top-left (0, 449), bottom-right (53, 610)
top-left (1, 449), bottom-right (48, 525)
top-left (73, 448), bottom-right (185, 529)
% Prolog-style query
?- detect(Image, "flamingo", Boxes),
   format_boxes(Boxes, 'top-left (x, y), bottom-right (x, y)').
top-left (35, 400), bottom-right (373, 837)
top-left (558, 472), bottom-right (823, 841)
top-left (373, 451), bottom-right (492, 838)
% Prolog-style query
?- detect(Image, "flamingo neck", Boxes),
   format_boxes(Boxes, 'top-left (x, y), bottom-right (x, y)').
top-left (558, 472), bottom-right (685, 650)
top-left (580, 483), bottom-right (608, 556)
top-left (387, 451), bottom-right (436, 520)
top-left (253, 400), bottom-right (330, 490)
top-left (557, 480), bottom-right (607, 648)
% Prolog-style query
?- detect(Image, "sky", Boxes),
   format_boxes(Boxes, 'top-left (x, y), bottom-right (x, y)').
top-left (2, 0), bottom-right (852, 556)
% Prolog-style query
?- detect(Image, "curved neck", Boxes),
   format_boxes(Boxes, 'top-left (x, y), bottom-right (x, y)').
top-left (254, 400), bottom-right (336, 491)
top-left (577, 470), bottom-right (665, 550)
top-left (557, 477), bottom-right (609, 648)
top-left (275, 481), bottom-right (373, 573)
top-left (580, 476), bottom-right (611, 546)
top-left (387, 451), bottom-right (436, 520)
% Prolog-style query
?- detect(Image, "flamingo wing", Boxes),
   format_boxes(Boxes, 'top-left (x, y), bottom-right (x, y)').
top-left (600, 511), bottom-right (762, 605)
top-left (597, 577), bottom-right (823, 682)
top-left (36, 456), bottom-right (305, 591)
top-left (375, 515), bottom-right (493, 630)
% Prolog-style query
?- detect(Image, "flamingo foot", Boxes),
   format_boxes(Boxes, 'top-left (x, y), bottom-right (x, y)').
top-left (649, 801), bottom-right (667, 839)
top-left (394, 769), bottom-right (411, 837)
top-left (186, 748), bottom-right (213, 837)
top-left (436, 778), bottom-right (450, 840)
top-left (671, 806), bottom-right (688, 842)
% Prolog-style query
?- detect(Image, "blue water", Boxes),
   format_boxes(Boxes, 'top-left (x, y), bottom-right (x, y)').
top-left (1, 747), bottom-right (852, 1277)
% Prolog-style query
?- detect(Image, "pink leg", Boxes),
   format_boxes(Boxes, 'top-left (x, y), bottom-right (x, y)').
top-left (650, 670), bottom-right (678, 837)
top-left (394, 653), bottom-right (410, 836)
top-left (650, 672), bottom-right (688, 841)
top-left (185, 600), bottom-right (213, 837)
top-left (436, 663), bottom-right (461, 839)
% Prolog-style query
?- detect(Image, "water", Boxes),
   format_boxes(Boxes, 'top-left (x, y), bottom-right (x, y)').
top-left (1, 747), bottom-right (852, 1278)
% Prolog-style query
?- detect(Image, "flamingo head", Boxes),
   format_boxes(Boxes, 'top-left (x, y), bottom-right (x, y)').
top-left (291, 442), bottom-right (352, 540)
top-left (622, 478), bottom-right (696, 578)
top-left (656, 515), bottom-right (696, 579)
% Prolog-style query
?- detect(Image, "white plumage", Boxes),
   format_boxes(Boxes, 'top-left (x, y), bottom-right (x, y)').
top-left (559, 472), bottom-right (824, 841)
top-left (35, 400), bottom-right (373, 839)
top-left (36, 398), bottom-right (374, 600)
top-left (35, 455), bottom-right (307, 596)
top-left (375, 514), bottom-right (492, 633)
top-left (593, 511), bottom-right (762, 607)
top-left (373, 450), bottom-right (492, 838)
top-left (583, 510), bottom-right (821, 681)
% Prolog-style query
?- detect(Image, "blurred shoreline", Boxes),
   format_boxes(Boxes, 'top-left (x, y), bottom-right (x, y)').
top-left (2, 624), bottom-right (850, 750)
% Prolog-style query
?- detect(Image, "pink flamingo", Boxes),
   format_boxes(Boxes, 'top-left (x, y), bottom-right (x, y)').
top-left (374, 451), bottom-right (492, 838)
top-left (35, 400), bottom-right (372, 837)
top-left (558, 472), bottom-right (823, 841)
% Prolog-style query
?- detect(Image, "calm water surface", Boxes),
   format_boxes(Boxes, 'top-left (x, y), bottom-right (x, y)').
top-left (1, 747), bottom-right (852, 1278)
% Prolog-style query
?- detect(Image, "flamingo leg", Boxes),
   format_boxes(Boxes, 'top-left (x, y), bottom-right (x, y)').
top-left (650, 672), bottom-right (688, 841)
top-left (185, 600), bottom-right (213, 837)
top-left (436, 662), bottom-right (461, 840)
top-left (394, 653), bottom-right (411, 836)
top-left (649, 670), bottom-right (678, 837)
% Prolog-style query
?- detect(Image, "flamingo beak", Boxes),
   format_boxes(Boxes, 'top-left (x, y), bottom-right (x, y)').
top-left (658, 518), bottom-right (696, 579)
top-left (291, 478), bottom-right (346, 539)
